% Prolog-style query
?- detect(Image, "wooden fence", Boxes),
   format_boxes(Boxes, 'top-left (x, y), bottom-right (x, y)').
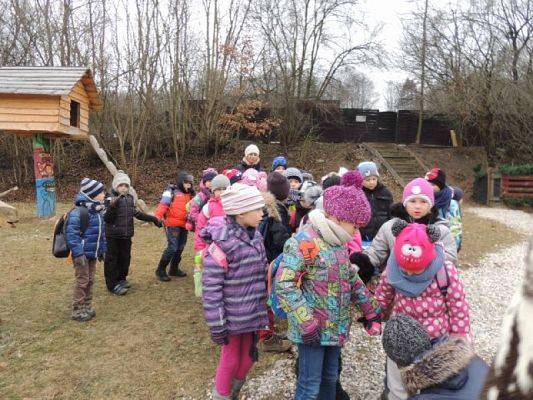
top-left (502, 175), bottom-right (533, 199)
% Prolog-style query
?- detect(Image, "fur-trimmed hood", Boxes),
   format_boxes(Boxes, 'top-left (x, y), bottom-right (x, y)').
top-left (401, 337), bottom-right (475, 396)
top-left (262, 192), bottom-right (281, 222)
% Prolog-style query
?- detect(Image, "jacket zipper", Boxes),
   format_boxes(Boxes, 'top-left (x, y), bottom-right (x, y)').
top-left (95, 213), bottom-right (102, 256)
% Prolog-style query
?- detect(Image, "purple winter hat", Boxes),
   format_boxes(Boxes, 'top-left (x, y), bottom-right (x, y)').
top-left (323, 170), bottom-right (371, 227)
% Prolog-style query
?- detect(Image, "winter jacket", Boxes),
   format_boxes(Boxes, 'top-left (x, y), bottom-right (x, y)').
top-left (235, 159), bottom-right (262, 173)
top-left (194, 196), bottom-right (225, 252)
top-left (275, 221), bottom-right (382, 346)
top-left (104, 193), bottom-right (158, 238)
top-left (375, 258), bottom-right (470, 339)
top-left (261, 192), bottom-right (291, 263)
top-left (364, 204), bottom-right (458, 270)
top-left (65, 192), bottom-right (107, 260)
top-left (360, 182), bottom-right (393, 242)
top-left (186, 185), bottom-right (211, 231)
top-left (201, 216), bottom-right (270, 336)
top-left (402, 337), bottom-right (489, 399)
top-left (155, 186), bottom-right (192, 228)
top-left (438, 199), bottom-right (463, 251)
top-left (347, 231), bottom-right (363, 254)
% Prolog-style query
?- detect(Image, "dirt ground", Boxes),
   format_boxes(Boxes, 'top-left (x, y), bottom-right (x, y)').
top-left (0, 201), bottom-right (524, 399)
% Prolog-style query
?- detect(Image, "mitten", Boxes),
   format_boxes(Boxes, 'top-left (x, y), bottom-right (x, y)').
top-left (357, 316), bottom-right (382, 336)
top-left (210, 330), bottom-right (229, 345)
top-left (301, 319), bottom-right (320, 345)
top-left (349, 252), bottom-right (374, 283)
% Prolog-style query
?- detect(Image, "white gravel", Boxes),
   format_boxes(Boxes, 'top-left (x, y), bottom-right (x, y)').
top-left (238, 207), bottom-right (532, 399)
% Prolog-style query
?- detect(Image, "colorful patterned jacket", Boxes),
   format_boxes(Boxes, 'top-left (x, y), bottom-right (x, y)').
top-left (439, 199), bottom-right (463, 251)
top-left (275, 224), bottom-right (381, 346)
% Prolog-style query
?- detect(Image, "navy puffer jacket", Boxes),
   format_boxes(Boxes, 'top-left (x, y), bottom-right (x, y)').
top-left (65, 192), bottom-right (107, 260)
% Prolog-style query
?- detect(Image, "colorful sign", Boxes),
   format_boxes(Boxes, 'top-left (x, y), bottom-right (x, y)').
top-left (33, 135), bottom-right (56, 218)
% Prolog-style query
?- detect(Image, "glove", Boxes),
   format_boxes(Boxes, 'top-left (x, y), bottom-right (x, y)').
top-left (301, 320), bottom-right (320, 346)
top-left (73, 255), bottom-right (88, 268)
top-left (358, 316), bottom-right (382, 336)
top-left (211, 330), bottom-right (229, 345)
top-left (98, 253), bottom-right (105, 262)
top-left (150, 216), bottom-right (163, 228)
top-left (350, 252), bottom-right (374, 284)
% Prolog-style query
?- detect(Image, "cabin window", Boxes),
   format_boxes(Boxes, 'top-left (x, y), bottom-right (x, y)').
top-left (70, 100), bottom-right (80, 127)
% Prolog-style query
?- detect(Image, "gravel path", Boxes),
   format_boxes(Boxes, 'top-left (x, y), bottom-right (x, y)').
top-left (239, 207), bottom-right (532, 399)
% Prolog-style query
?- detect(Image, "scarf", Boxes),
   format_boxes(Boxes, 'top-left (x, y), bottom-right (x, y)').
top-left (387, 245), bottom-right (445, 297)
top-left (434, 186), bottom-right (452, 215)
top-left (308, 209), bottom-right (352, 246)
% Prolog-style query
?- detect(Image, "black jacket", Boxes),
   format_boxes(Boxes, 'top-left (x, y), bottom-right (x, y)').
top-left (235, 160), bottom-right (262, 173)
top-left (261, 193), bottom-right (291, 262)
top-left (360, 183), bottom-right (393, 241)
top-left (104, 193), bottom-right (159, 238)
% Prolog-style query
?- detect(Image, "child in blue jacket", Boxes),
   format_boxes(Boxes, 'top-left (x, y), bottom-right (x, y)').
top-left (65, 178), bottom-right (107, 322)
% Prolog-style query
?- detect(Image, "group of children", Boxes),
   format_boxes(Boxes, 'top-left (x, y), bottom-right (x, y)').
top-left (62, 142), bottom-right (481, 399)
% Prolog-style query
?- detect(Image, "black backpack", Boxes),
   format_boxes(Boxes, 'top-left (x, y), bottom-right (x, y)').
top-left (52, 206), bottom-right (89, 258)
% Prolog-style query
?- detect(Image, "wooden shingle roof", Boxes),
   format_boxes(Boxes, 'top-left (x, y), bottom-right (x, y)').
top-left (0, 66), bottom-right (103, 110)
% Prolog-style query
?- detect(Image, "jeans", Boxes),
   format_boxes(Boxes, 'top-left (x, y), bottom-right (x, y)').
top-left (295, 344), bottom-right (341, 400)
top-left (159, 226), bottom-right (188, 269)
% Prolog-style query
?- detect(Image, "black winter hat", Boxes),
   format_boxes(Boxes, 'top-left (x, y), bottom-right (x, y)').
top-left (425, 168), bottom-right (446, 190)
top-left (382, 314), bottom-right (432, 368)
top-left (322, 174), bottom-right (341, 190)
top-left (267, 172), bottom-right (290, 201)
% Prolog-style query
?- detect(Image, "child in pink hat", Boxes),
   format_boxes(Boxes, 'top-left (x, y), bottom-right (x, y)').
top-left (240, 168), bottom-right (268, 192)
top-left (375, 219), bottom-right (470, 400)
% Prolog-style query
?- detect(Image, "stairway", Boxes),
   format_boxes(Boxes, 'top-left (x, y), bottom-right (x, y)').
top-left (360, 142), bottom-right (428, 187)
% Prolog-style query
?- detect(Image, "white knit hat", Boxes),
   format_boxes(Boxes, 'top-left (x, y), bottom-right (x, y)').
top-left (112, 170), bottom-right (131, 191)
top-left (221, 183), bottom-right (265, 215)
top-left (245, 144), bottom-right (260, 156)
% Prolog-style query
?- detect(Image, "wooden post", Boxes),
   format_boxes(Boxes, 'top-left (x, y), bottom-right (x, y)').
top-left (450, 130), bottom-right (458, 147)
top-left (32, 134), bottom-right (56, 218)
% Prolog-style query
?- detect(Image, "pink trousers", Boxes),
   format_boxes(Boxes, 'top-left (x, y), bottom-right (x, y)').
top-left (215, 333), bottom-right (255, 396)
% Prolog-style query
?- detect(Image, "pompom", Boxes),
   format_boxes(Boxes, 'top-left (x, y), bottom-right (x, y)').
top-left (426, 224), bottom-right (441, 243)
top-left (391, 220), bottom-right (408, 237)
top-left (341, 170), bottom-right (364, 189)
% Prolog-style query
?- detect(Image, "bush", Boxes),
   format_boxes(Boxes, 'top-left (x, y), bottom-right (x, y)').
top-left (499, 164), bottom-right (533, 176)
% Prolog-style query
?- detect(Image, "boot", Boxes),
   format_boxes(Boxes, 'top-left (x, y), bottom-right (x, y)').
top-left (113, 283), bottom-right (128, 295)
top-left (156, 259), bottom-right (171, 282)
top-left (84, 299), bottom-right (96, 318)
top-left (336, 379), bottom-right (350, 400)
top-left (212, 388), bottom-right (231, 400)
top-left (72, 305), bottom-right (92, 322)
top-left (231, 379), bottom-right (245, 400)
top-left (259, 333), bottom-right (292, 353)
top-left (168, 255), bottom-right (187, 277)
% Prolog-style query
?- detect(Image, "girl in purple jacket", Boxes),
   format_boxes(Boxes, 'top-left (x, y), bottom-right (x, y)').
top-left (201, 183), bottom-right (269, 400)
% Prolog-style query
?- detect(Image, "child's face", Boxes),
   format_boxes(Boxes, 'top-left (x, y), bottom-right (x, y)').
top-left (300, 199), bottom-right (313, 209)
top-left (183, 182), bottom-right (192, 191)
top-left (328, 215), bottom-right (358, 236)
top-left (274, 166), bottom-right (286, 172)
top-left (205, 180), bottom-right (213, 189)
top-left (431, 183), bottom-right (440, 193)
top-left (117, 183), bottom-right (129, 195)
top-left (236, 208), bottom-right (264, 228)
top-left (213, 188), bottom-right (225, 198)
top-left (246, 153), bottom-right (259, 165)
top-left (405, 198), bottom-right (432, 219)
top-left (93, 192), bottom-right (106, 202)
top-left (289, 179), bottom-right (301, 190)
top-left (363, 176), bottom-right (378, 190)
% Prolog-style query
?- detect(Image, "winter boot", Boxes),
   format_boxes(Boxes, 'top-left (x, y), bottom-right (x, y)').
top-left (119, 279), bottom-right (131, 289)
top-left (231, 379), bottom-right (245, 399)
top-left (84, 298), bottom-right (96, 318)
top-left (168, 255), bottom-right (187, 277)
top-left (259, 334), bottom-right (292, 353)
top-left (156, 259), bottom-right (171, 282)
top-left (72, 305), bottom-right (92, 322)
top-left (113, 283), bottom-right (128, 295)
top-left (212, 387), bottom-right (232, 400)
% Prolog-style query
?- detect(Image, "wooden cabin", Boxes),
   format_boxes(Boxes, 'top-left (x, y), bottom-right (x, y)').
top-left (0, 67), bottom-right (102, 139)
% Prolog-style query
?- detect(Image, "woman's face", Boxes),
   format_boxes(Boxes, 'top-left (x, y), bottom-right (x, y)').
top-left (246, 153), bottom-right (259, 165)
top-left (236, 208), bottom-right (264, 228)
top-left (405, 198), bottom-right (432, 219)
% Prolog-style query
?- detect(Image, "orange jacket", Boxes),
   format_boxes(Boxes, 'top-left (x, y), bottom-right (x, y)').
top-left (155, 188), bottom-right (192, 228)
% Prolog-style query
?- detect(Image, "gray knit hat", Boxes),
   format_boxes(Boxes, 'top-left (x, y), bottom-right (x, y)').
top-left (112, 170), bottom-right (131, 191)
top-left (211, 174), bottom-right (230, 191)
top-left (302, 182), bottom-right (323, 206)
top-left (283, 167), bottom-right (303, 183)
top-left (382, 314), bottom-right (432, 367)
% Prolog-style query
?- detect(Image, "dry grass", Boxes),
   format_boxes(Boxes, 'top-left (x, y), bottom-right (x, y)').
top-left (0, 203), bottom-right (282, 400)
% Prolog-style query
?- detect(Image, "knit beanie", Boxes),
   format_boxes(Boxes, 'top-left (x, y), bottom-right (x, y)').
top-left (425, 167), bottom-right (446, 190)
top-left (241, 168), bottom-right (268, 192)
top-left (357, 161), bottom-right (379, 178)
top-left (393, 222), bottom-right (437, 273)
top-left (283, 167), bottom-right (303, 183)
top-left (202, 168), bottom-right (218, 184)
top-left (221, 183), bottom-right (265, 215)
top-left (223, 168), bottom-right (243, 185)
top-left (112, 170), bottom-right (131, 191)
top-left (302, 172), bottom-right (314, 182)
top-left (245, 144), bottom-right (260, 157)
top-left (403, 178), bottom-right (435, 207)
top-left (302, 183), bottom-right (323, 206)
top-left (211, 174), bottom-right (230, 191)
top-left (267, 172), bottom-right (290, 201)
top-left (271, 156), bottom-right (287, 171)
top-left (322, 174), bottom-right (341, 190)
top-left (80, 177), bottom-right (105, 199)
top-left (323, 170), bottom-right (371, 226)
top-left (382, 314), bottom-right (432, 368)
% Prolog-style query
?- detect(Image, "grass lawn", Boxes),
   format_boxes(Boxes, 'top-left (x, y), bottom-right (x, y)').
top-left (0, 202), bottom-right (523, 399)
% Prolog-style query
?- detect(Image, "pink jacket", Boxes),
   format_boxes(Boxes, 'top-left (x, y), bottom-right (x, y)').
top-left (347, 231), bottom-right (362, 254)
top-left (194, 196), bottom-right (225, 251)
top-left (375, 260), bottom-right (470, 339)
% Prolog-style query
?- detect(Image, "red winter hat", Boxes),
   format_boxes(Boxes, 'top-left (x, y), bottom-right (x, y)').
top-left (392, 222), bottom-right (440, 273)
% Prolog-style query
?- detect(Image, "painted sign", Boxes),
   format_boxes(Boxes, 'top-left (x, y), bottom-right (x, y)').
top-left (33, 135), bottom-right (56, 218)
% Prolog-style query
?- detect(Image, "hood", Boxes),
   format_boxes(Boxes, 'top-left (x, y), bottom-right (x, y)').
top-left (176, 172), bottom-right (194, 194)
top-left (401, 337), bottom-right (475, 396)
top-left (262, 192), bottom-right (281, 222)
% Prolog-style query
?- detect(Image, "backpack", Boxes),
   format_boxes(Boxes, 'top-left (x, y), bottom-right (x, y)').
top-left (52, 206), bottom-right (89, 258)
